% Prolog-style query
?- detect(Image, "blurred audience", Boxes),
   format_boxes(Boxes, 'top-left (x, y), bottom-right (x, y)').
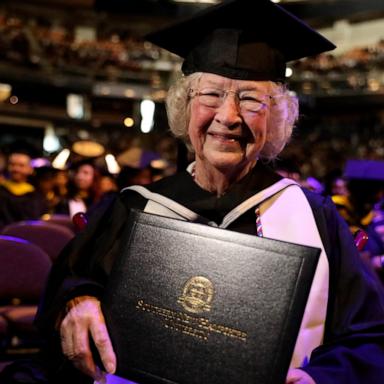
top-left (86, 165), bottom-right (154, 220)
top-left (117, 165), bottom-right (153, 189)
top-left (34, 166), bottom-right (61, 213)
top-left (54, 159), bottom-right (101, 218)
top-left (273, 157), bottom-right (324, 194)
top-left (0, 150), bottom-right (6, 182)
top-left (0, 10), bottom-right (177, 81)
top-left (332, 160), bottom-right (384, 277)
top-left (273, 157), bottom-right (302, 183)
top-left (0, 10), bottom-right (383, 91)
top-left (301, 176), bottom-right (325, 195)
top-left (0, 146), bottom-right (48, 228)
top-left (322, 169), bottom-right (348, 197)
top-left (54, 169), bottom-right (69, 203)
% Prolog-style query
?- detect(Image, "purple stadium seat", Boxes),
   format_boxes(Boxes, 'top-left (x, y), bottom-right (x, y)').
top-left (1, 220), bottom-right (74, 261)
top-left (0, 235), bottom-right (52, 302)
top-left (0, 235), bottom-right (52, 354)
top-left (41, 213), bottom-right (75, 232)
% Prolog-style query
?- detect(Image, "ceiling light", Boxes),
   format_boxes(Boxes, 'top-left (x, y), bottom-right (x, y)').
top-left (140, 99), bottom-right (155, 133)
top-left (72, 140), bottom-right (105, 157)
top-left (124, 89), bottom-right (136, 98)
top-left (105, 154), bottom-right (121, 174)
top-left (52, 149), bottom-right (70, 170)
top-left (124, 117), bottom-right (135, 127)
top-left (67, 94), bottom-right (86, 119)
top-left (43, 125), bottom-right (61, 153)
top-left (9, 95), bottom-right (18, 104)
top-left (0, 83), bottom-right (11, 102)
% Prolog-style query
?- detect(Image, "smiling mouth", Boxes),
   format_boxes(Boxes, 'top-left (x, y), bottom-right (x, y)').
top-left (208, 132), bottom-right (246, 143)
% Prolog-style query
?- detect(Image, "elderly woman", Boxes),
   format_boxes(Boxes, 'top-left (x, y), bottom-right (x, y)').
top-left (18, 1), bottom-right (384, 384)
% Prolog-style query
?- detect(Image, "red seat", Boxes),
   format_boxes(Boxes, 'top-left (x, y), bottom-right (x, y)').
top-left (354, 228), bottom-right (369, 251)
top-left (1, 220), bottom-right (74, 261)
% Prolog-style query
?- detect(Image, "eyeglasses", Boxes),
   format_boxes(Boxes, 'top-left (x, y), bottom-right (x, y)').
top-left (188, 87), bottom-right (272, 113)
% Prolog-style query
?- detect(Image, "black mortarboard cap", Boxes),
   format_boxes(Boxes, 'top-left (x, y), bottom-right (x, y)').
top-left (7, 140), bottom-right (40, 158)
top-left (344, 160), bottom-right (384, 181)
top-left (146, 0), bottom-right (336, 82)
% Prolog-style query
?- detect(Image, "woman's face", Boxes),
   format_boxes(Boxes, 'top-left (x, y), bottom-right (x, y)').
top-left (188, 73), bottom-right (270, 175)
top-left (74, 164), bottom-right (95, 190)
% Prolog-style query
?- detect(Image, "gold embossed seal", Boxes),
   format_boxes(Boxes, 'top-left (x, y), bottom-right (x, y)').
top-left (178, 276), bottom-right (214, 314)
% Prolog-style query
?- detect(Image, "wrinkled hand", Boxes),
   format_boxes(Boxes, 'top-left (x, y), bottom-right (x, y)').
top-left (60, 295), bottom-right (116, 379)
top-left (286, 368), bottom-right (316, 384)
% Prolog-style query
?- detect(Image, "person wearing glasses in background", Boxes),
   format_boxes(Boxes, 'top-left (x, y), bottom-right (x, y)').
top-left (3, 1), bottom-right (383, 383)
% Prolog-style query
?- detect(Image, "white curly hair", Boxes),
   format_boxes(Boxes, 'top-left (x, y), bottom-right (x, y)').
top-left (166, 72), bottom-right (299, 161)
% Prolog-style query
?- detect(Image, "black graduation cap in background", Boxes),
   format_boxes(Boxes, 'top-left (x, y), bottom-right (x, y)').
top-left (146, 0), bottom-right (336, 82)
top-left (344, 160), bottom-right (384, 182)
top-left (7, 140), bottom-right (40, 158)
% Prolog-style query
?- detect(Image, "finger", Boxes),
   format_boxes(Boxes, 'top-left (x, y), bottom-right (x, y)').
top-left (89, 314), bottom-right (116, 374)
top-left (71, 318), bottom-right (99, 378)
top-left (60, 315), bottom-right (74, 359)
top-left (60, 312), bottom-right (99, 379)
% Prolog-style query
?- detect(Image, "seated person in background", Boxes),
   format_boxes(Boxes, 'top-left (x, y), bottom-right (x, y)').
top-left (273, 157), bottom-right (302, 183)
top-left (34, 165), bottom-right (62, 214)
top-left (54, 159), bottom-right (101, 218)
top-left (86, 166), bottom-right (154, 220)
top-left (5, 1), bottom-right (383, 384)
top-left (322, 169), bottom-right (348, 197)
top-left (53, 168), bottom-right (69, 205)
top-left (373, 197), bottom-right (384, 248)
top-left (0, 149), bottom-right (6, 182)
top-left (99, 173), bottom-right (119, 197)
top-left (332, 159), bottom-right (384, 275)
top-left (116, 165), bottom-right (153, 190)
top-left (273, 157), bottom-right (324, 194)
top-left (0, 144), bottom-right (48, 228)
top-left (371, 198), bottom-right (384, 279)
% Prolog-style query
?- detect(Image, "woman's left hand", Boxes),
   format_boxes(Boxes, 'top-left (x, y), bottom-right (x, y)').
top-left (286, 368), bottom-right (316, 384)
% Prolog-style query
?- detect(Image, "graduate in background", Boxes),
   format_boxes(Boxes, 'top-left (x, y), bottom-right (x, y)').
top-left (0, 143), bottom-right (48, 229)
top-left (332, 159), bottom-right (384, 275)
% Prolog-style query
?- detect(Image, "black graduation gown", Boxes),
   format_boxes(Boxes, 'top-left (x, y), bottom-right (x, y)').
top-left (0, 184), bottom-right (48, 229)
top-left (35, 163), bottom-right (384, 384)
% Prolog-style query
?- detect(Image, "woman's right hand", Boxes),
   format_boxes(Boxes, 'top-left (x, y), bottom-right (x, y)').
top-left (60, 295), bottom-right (116, 380)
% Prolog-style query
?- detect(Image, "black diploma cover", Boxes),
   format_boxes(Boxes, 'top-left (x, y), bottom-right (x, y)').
top-left (102, 210), bottom-right (320, 384)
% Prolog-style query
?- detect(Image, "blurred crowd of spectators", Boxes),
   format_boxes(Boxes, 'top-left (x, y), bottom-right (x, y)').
top-left (1, 136), bottom-right (384, 280)
top-left (0, 11), bottom-right (178, 81)
top-left (0, 9), bottom-right (384, 89)
top-left (0, 145), bottom-right (167, 231)
top-left (280, 114), bottom-right (384, 182)
top-left (293, 40), bottom-right (384, 74)
top-left (290, 41), bottom-right (384, 94)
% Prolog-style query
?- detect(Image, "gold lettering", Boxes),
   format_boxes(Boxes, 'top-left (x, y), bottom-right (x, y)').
top-left (135, 300), bottom-right (247, 342)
